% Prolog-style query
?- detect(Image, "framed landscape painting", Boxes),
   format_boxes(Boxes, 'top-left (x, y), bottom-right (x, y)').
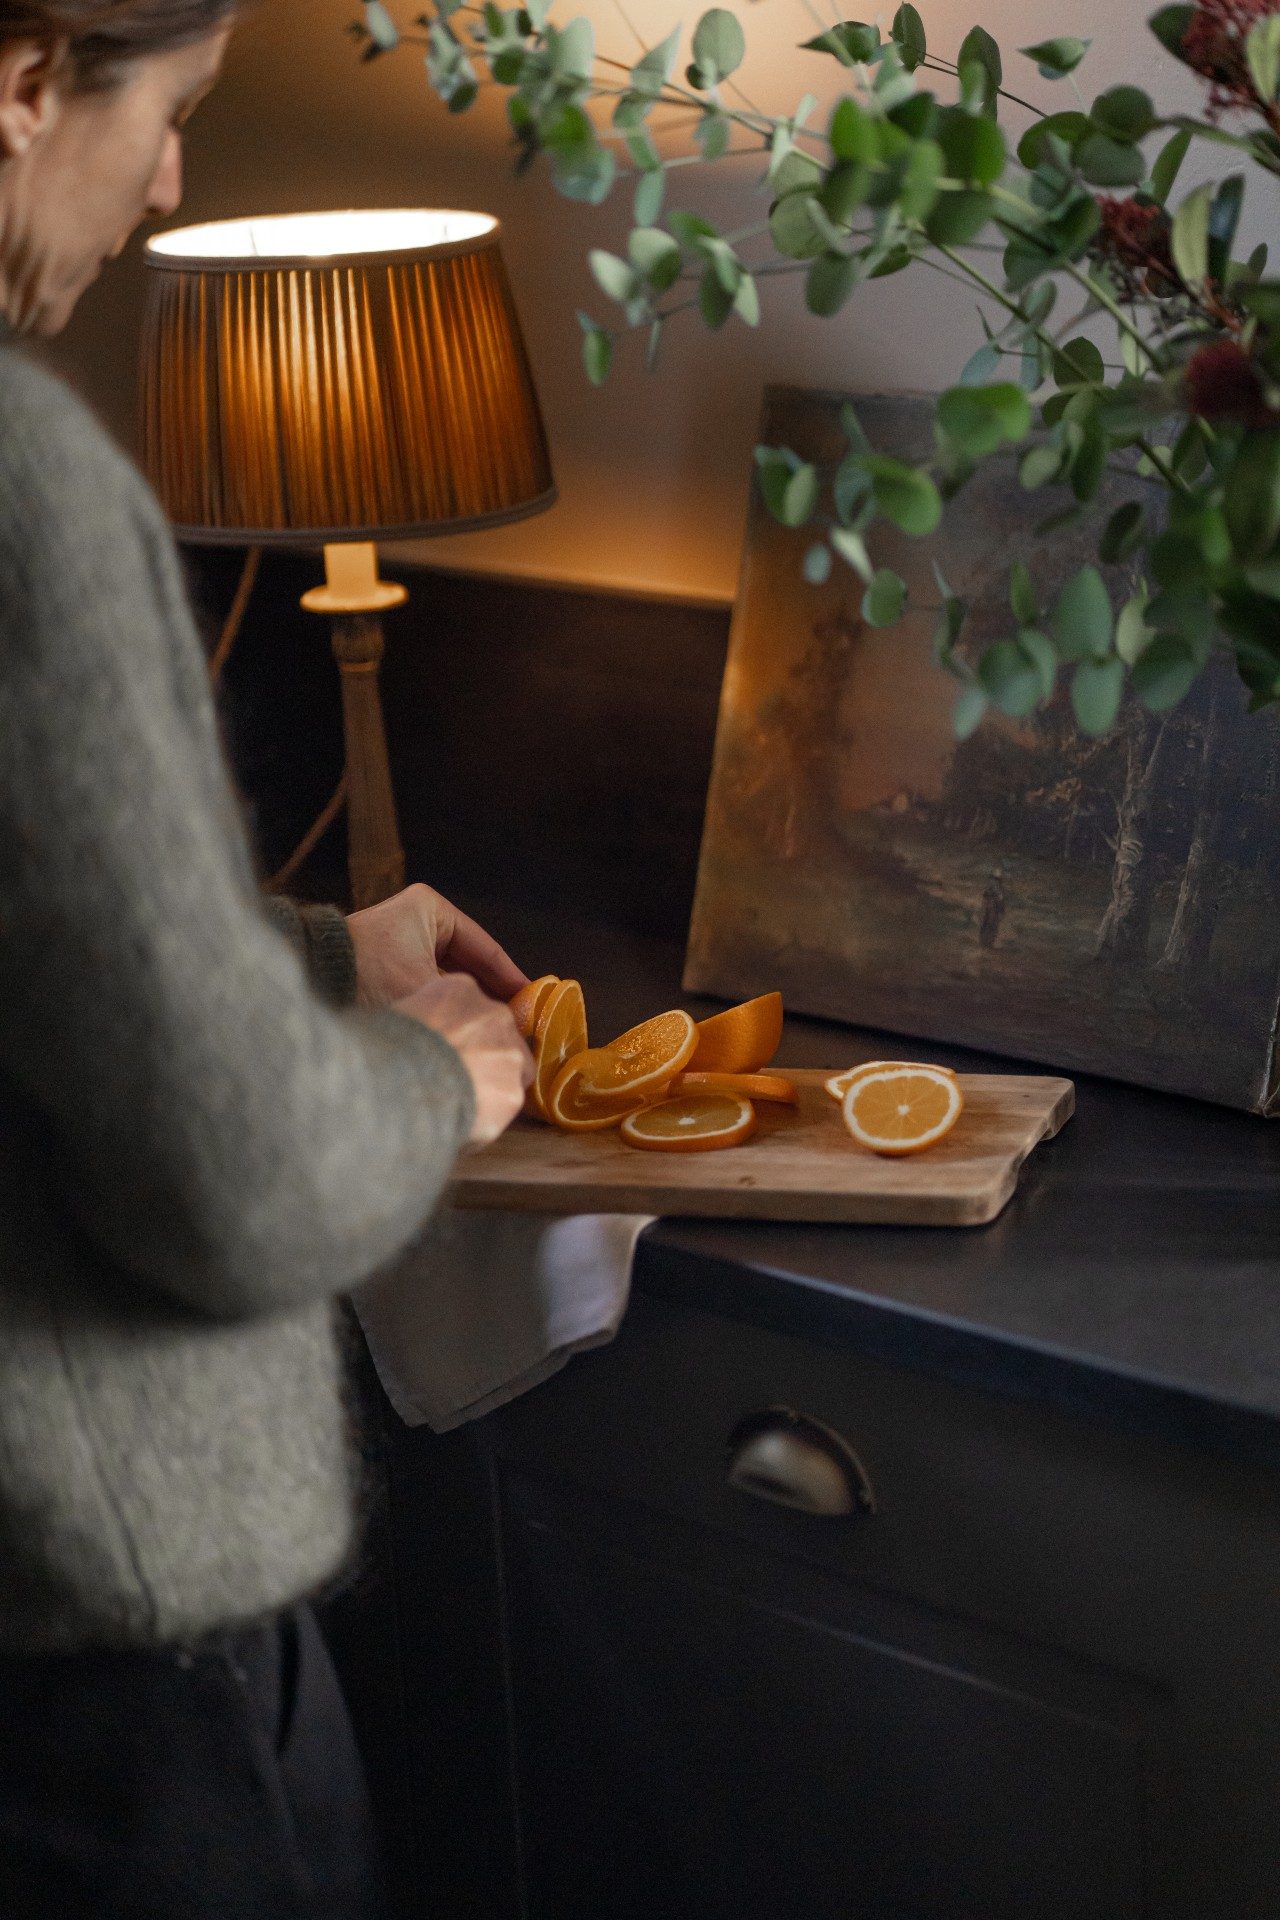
top-left (683, 386), bottom-right (1280, 1113)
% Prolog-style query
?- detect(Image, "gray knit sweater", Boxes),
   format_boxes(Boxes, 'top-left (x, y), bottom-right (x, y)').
top-left (0, 332), bottom-right (477, 1651)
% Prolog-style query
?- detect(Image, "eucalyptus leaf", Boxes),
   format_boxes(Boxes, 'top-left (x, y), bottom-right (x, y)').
top-left (1071, 656), bottom-right (1125, 735)
top-left (937, 383), bottom-right (1031, 457)
top-left (863, 568), bottom-right (908, 626)
top-left (953, 685), bottom-right (989, 738)
top-left (631, 24), bottom-right (680, 97)
top-left (697, 263), bottom-right (734, 328)
top-left (1100, 501), bottom-right (1146, 563)
top-left (1115, 585), bottom-right (1156, 665)
top-left (1055, 565), bottom-right (1113, 662)
top-left (800, 20), bottom-right (880, 64)
top-left (1077, 132), bottom-right (1145, 187)
top-left (633, 166), bottom-right (665, 225)
top-left (891, 2), bottom-right (926, 71)
top-left (692, 6), bottom-right (746, 81)
top-left (1224, 430), bottom-right (1280, 560)
top-left (588, 249), bottom-right (637, 302)
top-left (1090, 85), bottom-right (1157, 143)
top-left (804, 542), bottom-right (833, 585)
top-left (957, 24), bottom-right (1002, 114)
top-left (1020, 36), bottom-right (1089, 77)
top-left (806, 251), bottom-right (860, 316)
top-left (980, 638), bottom-right (1042, 716)
top-left (1130, 634), bottom-right (1197, 710)
top-left (865, 455), bottom-right (943, 534)
top-left (831, 525), bottom-right (874, 581)
top-left (696, 110), bottom-right (731, 159)
top-left (581, 324), bottom-right (613, 385)
top-left (628, 226), bottom-right (681, 289)
top-left (1020, 628), bottom-right (1059, 700)
top-left (1053, 337), bottom-right (1105, 387)
top-left (924, 188), bottom-right (992, 246)
top-left (363, 1), bottom-right (400, 51)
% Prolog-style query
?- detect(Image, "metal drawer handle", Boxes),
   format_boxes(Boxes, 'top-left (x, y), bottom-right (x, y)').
top-left (726, 1407), bottom-right (876, 1519)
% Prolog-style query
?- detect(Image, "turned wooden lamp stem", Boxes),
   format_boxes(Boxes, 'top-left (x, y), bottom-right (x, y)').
top-left (301, 543), bottom-right (409, 910)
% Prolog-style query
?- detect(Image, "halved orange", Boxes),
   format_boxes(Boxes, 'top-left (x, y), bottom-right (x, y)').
top-left (825, 1061), bottom-right (958, 1102)
top-left (509, 974), bottom-right (559, 1041)
top-left (621, 1092), bottom-right (757, 1153)
top-left (569, 1009), bottom-right (698, 1102)
top-left (842, 1067), bottom-right (963, 1156)
top-left (528, 979), bottom-right (588, 1120)
top-left (689, 992), bottom-right (783, 1074)
top-left (674, 1071), bottom-right (798, 1105)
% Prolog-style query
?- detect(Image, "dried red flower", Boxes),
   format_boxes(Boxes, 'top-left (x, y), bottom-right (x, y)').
top-left (1181, 0), bottom-right (1279, 117)
top-left (1185, 339), bottom-right (1277, 424)
top-left (1093, 196), bottom-right (1178, 298)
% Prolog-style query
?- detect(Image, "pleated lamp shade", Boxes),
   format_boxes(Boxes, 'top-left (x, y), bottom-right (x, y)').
top-left (140, 209), bottom-right (556, 544)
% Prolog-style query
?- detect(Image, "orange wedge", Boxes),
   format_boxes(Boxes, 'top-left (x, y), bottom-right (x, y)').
top-left (528, 979), bottom-right (588, 1120)
top-left (842, 1067), bottom-right (963, 1156)
top-left (621, 1092), bottom-right (757, 1153)
top-left (689, 992), bottom-right (783, 1074)
top-left (509, 974), bottom-right (559, 1041)
top-left (674, 1071), bottom-right (798, 1105)
top-left (568, 1009), bottom-right (698, 1103)
top-left (825, 1061), bottom-right (958, 1102)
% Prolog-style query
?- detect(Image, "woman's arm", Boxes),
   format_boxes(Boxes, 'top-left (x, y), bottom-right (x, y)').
top-left (0, 366), bottom-right (478, 1321)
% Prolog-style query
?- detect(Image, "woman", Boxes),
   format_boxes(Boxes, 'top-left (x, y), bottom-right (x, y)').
top-left (0, 4), bottom-right (535, 1914)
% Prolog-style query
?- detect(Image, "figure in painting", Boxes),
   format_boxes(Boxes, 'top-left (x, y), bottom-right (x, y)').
top-left (979, 864), bottom-right (1007, 950)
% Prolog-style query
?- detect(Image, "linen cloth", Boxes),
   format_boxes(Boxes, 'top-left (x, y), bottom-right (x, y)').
top-left (354, 1204), bottom-right (656, 1431)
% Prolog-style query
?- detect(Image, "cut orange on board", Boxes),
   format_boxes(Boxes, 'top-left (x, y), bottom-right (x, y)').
top-left (569, 1010), bottom-right (698, 1102)
top-left (689, 992), bottom-right (783, 1074)
top-left (825, 1061), bottom-right (958, 1102)
top-left (509, 975), bottom-right (559, 1041)
top-left (842, 1067), bottom-right (963, 1157)
top-left (529, 979), bottom-right (588, 1120)
top-left (547, 1060), bottom-right (647, 1132)
top-left (621, 1092), bottom-right (757, 1153)
top-left (674, 1071), bottom-right (798, 1105)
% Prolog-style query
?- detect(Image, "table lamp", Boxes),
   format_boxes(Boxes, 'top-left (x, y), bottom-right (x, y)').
top-left (140, 209), bottom-right (556, 907)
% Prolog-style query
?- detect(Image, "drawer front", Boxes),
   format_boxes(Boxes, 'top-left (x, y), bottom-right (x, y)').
top-left (480, 1290), bottom-right (1280, 1697)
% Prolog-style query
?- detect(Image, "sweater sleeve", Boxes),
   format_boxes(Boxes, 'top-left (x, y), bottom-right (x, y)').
top-left (0, 361), bottom-right (476, 1321)
top-left (262, 896), bottom-right (359, 1008)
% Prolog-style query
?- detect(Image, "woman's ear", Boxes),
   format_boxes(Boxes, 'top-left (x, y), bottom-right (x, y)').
top-left (0, 40), bottom-right (64, 161)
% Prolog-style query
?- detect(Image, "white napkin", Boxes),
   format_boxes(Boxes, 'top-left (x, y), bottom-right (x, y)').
top-left (351, 1203), bottom-right (656, 1432)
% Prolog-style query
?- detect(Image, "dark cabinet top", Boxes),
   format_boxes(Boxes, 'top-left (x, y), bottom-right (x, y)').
top-left (475, 900), bottom-right (1280, 1470)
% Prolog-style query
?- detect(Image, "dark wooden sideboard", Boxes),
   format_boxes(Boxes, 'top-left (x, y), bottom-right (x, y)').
top-left (367, 903), bottom-right (1280, 1920)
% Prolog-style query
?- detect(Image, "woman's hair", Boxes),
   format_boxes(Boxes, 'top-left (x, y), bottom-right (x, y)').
top-left (0, 0), bottom-right (240, 91)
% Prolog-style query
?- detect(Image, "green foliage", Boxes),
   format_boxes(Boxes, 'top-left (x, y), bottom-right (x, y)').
top-left (378, 0), bottom-right (1280, 739)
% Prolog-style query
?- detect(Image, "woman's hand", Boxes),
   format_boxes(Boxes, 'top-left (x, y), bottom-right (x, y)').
top-left (394, 973), bottom-right (533, 1146)
top-left (347, 883), bottom-right (528, 1008)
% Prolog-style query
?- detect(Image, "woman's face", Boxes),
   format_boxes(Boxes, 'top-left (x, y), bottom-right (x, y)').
top-left (0, 27), bottom-right (231, 334)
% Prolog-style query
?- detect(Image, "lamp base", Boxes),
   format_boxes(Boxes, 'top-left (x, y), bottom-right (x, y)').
top-left (303, 544), bottom-right (407, 911)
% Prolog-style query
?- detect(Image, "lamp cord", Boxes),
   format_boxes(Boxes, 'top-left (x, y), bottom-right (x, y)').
top-left (207, 546), bottom-right (350, 895)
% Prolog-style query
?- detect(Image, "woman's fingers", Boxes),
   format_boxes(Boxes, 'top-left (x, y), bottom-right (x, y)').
top-left (436, 905), bottom-right (529, 1000)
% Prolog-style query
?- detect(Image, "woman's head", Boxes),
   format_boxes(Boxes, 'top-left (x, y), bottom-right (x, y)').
top-left (0, 1), bottom-right (239, 334)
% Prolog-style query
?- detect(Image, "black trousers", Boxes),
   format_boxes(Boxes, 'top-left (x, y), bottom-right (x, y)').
top-left (0, 1602), bottom-right (390, 1920)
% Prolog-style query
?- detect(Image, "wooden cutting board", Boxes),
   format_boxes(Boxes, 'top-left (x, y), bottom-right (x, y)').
top-left (447, 1070), bottom-right (1075, 1227)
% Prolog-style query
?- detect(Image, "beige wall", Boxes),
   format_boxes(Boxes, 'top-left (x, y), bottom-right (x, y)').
top-left (44, 0), bottom-right (1196, 603)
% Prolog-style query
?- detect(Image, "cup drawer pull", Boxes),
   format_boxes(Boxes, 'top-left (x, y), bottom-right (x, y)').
top-left (726, 1408), bottom-right (876, 1519)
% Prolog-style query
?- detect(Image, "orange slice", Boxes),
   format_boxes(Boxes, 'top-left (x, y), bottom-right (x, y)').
top-left (621, 1092), bottom-right (757, 1153)
top-left (547, 1060), bottom-right (647, 1132)
top-left (825, 1061), bottom-right (958, 1102)
top-left (509, 974), bottom-right (559, 1041)
top-left (842, 1067), bottom-right (963, 1156)
top-left (689, 992), bottom-right (783, 1074)
top-left (528, 979), bottom-right (588, 1120)
top-left (570, 1009), bottom-right (698, 1102)
top-left (674, 1071), bottom-right (798, 1105)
